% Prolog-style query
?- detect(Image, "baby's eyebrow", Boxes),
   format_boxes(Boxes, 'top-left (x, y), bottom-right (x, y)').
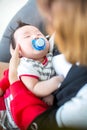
top-left (23, 32), bottom-right (31, 38)
top-left (23, 31), bottom-right (30, 35)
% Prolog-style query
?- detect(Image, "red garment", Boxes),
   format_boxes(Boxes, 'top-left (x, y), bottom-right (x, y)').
top-left (0, 68), bottom-right (48, 130)
top-left (0, 69), bottom-right (9, 110)
top-left (0, 69), bottom-right (49, 129)
top-left (0, 96), bottom-right (6, 110)
top-left (0, 70), bottom-right (9, 92)
top-left (10, 81), bottom-right (49, 130)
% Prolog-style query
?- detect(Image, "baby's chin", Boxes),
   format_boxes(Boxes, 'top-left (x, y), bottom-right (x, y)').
top-left (23, 48), bottom-right (49, 59)
top-left (34, 49), bottom-right (48, 55)
top-left (31, 50), bottom-right (48, 59)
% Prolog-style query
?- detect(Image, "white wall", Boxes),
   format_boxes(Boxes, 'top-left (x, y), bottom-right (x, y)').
top-left (0, 0), bottom-right (28, 40)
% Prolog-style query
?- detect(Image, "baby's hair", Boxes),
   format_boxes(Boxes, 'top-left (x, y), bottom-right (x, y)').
top-left (11, 21), bottom-right (30, 49)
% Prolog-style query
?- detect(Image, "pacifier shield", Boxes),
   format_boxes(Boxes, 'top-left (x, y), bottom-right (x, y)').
top-left (32, 38), bottom-right (46, 51)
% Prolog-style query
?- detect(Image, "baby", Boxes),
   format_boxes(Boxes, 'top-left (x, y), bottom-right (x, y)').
top-left (0, 21), bottom-right (63, 129)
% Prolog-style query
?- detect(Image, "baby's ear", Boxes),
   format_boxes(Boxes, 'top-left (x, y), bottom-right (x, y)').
top-left (48, 32), bottom-right (55, 53)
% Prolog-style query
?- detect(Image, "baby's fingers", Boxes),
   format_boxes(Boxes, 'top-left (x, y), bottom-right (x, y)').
top-left (9, 44), bottom-right (20, 70)
top-left (12, 44), bottom-right (20, 58)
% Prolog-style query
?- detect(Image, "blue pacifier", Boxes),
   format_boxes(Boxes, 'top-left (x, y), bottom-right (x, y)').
top-left (32, 38), bottom-right (46, 51)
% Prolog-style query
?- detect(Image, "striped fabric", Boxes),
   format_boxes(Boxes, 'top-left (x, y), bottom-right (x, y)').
top-left (0, 109), bottom-right (19, 130)
top-left (18, 52), bottom-right (55, 81)
top-left (0, 94), bottom-right (19, 130)
top-left (0, 89), bottom-right (19, 130)
top-left (5, 94), bottom-right (19, 129)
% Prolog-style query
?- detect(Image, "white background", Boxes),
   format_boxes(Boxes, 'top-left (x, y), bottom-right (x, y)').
top-left (0, 0), bottom-right (28, 40)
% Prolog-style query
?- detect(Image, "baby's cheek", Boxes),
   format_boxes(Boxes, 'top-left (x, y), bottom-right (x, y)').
top-left (47, 42), bottom-right (50, 50)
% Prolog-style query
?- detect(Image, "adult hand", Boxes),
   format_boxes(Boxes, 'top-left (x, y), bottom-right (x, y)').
top-left (9, 45), bottom-right (20, 84)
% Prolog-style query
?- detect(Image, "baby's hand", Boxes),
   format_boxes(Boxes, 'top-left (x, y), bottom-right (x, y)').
top-left (51, 75), bottom-right (64, 89)
top-left (57, 75), bottom-right (64, 88)
top-left (42, 94), bottom-right (54, 106)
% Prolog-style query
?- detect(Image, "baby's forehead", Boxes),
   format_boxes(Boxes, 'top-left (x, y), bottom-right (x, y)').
top-left (14, 25), bottom-right (39, 37)
top-left (15, 25), bottom-right (41, 35)
top-left (24, 25), bottom-right (40, 32)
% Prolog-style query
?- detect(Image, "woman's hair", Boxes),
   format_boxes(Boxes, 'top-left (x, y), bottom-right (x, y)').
top-left (11, 21), bottom-right (30, 49)
top-left (37, 0), bottom-right (87, 65)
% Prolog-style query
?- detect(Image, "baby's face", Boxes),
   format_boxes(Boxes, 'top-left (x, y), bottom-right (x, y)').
top-left (14, 25), bottom-right (50, 59)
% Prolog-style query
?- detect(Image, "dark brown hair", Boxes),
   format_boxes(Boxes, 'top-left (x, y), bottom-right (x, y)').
top-left (11, 21), bottom-right (30, 49)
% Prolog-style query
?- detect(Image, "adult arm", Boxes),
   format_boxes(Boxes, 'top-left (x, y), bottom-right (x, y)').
top-left (56, 84), bottom-right (87, 129)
